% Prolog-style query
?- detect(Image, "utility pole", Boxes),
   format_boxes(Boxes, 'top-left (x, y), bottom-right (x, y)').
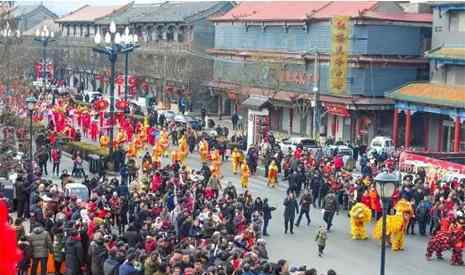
top-left (312, 51), bottom-right (320, 141)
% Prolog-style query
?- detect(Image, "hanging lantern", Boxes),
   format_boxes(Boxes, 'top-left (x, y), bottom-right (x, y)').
top-left (93, 98), bottom-right (109, 112)
top-left (115, 99), bottom-right (129, 111)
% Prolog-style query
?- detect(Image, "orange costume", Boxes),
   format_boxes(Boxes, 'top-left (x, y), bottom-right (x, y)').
top-left (171, 150), bottom-right (181, 165)
top-left (231, 148), bottom-right (242, 175)
top-left (100, 135), bottom-right (109, 150)
top-left (240, 161), bottom-right (250, 189)
top-left (199, 139), bottom-right (209, 162)
top-left (210, 149), bottom-right (222, 177)
top-left (127, 142), bottom-right (137, 158)
top-left (159, 129), bottom-right (169, 156)
top-left (178, 135), bottom-right (188, 163)
top-left (267, 160), bottom-right (278, 187)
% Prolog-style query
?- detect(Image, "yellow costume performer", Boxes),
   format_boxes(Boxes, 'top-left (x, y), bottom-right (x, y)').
top-left (178, 135), bottom-right (188, 163)
top-left (210, 149), bottom-right (222, 178)
top-left (231, 148), bottom-right (242, 175)
top-left (373, 211), bottom-right (406, 251)
top-left (267, 160), bottom-right (278, 187)
top-left (199, 139), bottom-right (209, 162)
top-left (159, 129), bottom-right (169, 156)
top-left (152, 142), bottom-right (163, 167)
top-left (240, 161), bottom-right (250, 189)
top-left (127, 142), bottom-right (137, 158)
top-left (99, 135), bottom-right (109, 150)
top-left (349, 202), bottom-right (372, 240)
top-left (171, 150), bottom-right (180, 165)
top-left (116, 130), bottom-right (127, 145)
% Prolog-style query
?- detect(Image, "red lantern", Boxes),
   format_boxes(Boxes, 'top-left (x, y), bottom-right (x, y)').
top-left (115, 99), bottom-right (129, 111)
top-left (93, 98), bottom-right (109, 112)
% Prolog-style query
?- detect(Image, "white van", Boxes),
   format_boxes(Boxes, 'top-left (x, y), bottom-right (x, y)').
top-left (369, 136), bottom-right (395, 155)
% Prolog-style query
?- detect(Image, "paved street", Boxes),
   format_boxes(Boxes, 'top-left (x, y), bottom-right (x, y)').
top-left (45, 148), bottom-right (463, 275)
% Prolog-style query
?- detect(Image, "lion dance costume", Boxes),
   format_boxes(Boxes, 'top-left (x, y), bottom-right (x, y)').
top-left (373, 211), bottom-right (405, 251)
top-left (199, 139), bottom-right (209, 162)
top-left (426, 213), bottom-right (465, 265)
top-left (349, 202), bottom-right (372, 240)
top-left (210, 149), bottom-right (222, 178)
top-left (231, 148), bottom-right (242, 175)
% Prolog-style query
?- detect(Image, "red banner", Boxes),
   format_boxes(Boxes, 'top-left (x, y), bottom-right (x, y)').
top-left (399, 152), bottom-right (465, 174)
top-left (325, 103), bottom-right (350, 117)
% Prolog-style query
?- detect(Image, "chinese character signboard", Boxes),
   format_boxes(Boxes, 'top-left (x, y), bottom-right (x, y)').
top-left (329, 16), bottom-right (350, 95)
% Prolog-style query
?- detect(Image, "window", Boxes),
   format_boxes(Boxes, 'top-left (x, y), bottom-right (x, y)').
top-left (166, 26), bottom-right (175, 41)
top-left (449, 12), bottom-right (465, 32)
top-left (446, 65), bottom-right (465, 86)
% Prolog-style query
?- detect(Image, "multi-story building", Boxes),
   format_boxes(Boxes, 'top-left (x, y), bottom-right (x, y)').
top-left (53, 2), bottom-right (233, 109)
top-left (388, 2), bottom-right (465, 152)
top-left (0, 3), bottom-right (57, 32)
top-left (208, 1), bottom-right (432, 145)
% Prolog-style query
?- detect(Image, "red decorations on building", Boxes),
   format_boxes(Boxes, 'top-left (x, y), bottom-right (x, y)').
top-left (115, 99), bottom-right (129, 111)
top-left (324, 103), bottom-right (350, 117)
top-left (93, 98), bottom-right (109, 111)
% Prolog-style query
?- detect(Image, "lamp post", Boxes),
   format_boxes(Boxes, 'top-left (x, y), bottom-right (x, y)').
top-left (122, 26), bottom-right (140, 107)
top-left (0, 22), bottom-right (21, 97)
top-left (374, 171), bottom-right (400, 275)
top-left (33, 25), bottom-right (56, 100)
top-left (25, 96), bottom-right (37, 171)
top-left (93, 21), bottom-right (139, 157)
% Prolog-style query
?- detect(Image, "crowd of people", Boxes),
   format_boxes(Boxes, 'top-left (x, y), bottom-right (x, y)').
top-left (2, 89), bottom-right (465, 275)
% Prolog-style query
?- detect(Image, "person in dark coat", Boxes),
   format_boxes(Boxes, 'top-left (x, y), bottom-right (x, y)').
top-left (322, 191), bottom-right (339, 232)
top-left (64, 229), bottom-right (84, 275)
top-left (310, 172), bottom-right (322, 208)
top-left (295, 189), bottom-right (313, 227)
top-left (29, 225), bottom-right (51, 275)
top-left (118, 249), bottom-right (140, 275)
top-left (89, 233), bottom-right (107, 275)
top-left (123, 224), bottom-right (140, 247)
top-left (15, 176), bottom-right (27, 218)
top-left (283, 192), bottom-right (299, 234)
top-left (262, 198), bottom-right (276, 236)
top-left (104, 248), bottom-right (121, 275)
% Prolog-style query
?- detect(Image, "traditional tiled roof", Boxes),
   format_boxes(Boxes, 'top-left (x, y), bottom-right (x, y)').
top-left (131, 1), bottom-right (222, 23)
top-left (56, 5), bottom-right (127, 23)
top-left (427, 47), bottom-right (465, 61)
top-left (23, 19), bottom-right (60, 36)
top-left (388, 82), bottom-right (465, 108)
top-left (5, 4), bottom-right (57, 19)
top-left (96, 3), bottom-right (161, 25)
top-left (211, 1), bottom-right (431, 23)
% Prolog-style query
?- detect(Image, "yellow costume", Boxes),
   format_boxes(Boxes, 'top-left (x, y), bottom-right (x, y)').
top-left (240, 161), bottom-right (250, 189)
top-left (178, 135), bottom-right (188, 163)
top-left (116, 130), bottom-right (127, 145)
top-left (127, 142), bottom-right (137, 158)
top-left (349, 202), bottom-right (372, 240)
top-left (199, 139), bottom-right (209, 162)
top-left (135, 135), bottom-right (144, 151)
top-left (160, 129), bottom-right (169, 156)
top-left (210, 149), bottom-right (222, 177)
top-left (99, 135), bottom-right (109, 149)
top-left (171, 150), bottom-right (180, 165)
top-left (231, 148), bottom-right (242, 175)
top-left (373, 212), bottom-right (405, 251)
top-left (267, 160), bottom-right (278, 187)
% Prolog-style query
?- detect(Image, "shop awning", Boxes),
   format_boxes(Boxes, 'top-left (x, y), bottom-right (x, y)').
top-left (388, 82), bottom-right (465, 108)
top-left (426, 47), bottom-right (465, 64)
top-left (242, 95), bottom-right (270, 110)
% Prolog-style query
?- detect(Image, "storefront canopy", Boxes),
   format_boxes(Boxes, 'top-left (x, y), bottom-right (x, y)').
top-left (242, 95), bottom-right (270, 110)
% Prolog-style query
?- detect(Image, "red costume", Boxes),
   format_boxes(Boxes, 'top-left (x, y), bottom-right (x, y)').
top-left (90, 121), bottom-right (99, 141)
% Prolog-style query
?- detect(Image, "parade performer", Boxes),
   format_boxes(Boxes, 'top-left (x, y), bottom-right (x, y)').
top-left (349, 202), bottom-right (372, 240)
top-left (267, 160), bottom-right (278, 188)
top-left (90, 120), bottom-right (98, 141)
top-left (116, 129), bottom-right (127, 145)
top-left (99, 135), bottom-right (109, 150)
top-left (159, 129), bottom-right (170, 156)
top-left (178, 135), bottom-right (189, 163)
top-left (373, 210), bottom-right (406, 251)
top-left (135, 133), bottom-right (145, 153)
top-left (199, 138), bottom-right (209, 162)
top-left (171, 149), bottom-right (181, 166)
top-left (127, 142), bottom-right (137, 158)
top-left (426, 212), bottom-right (465, 265)
top-left (210, 148), bottom-right (222, 178)
top-left (231, 148), bottom-right (242, 175)
top-left (240, 160), bottom-right (250, 189)
top-left (151, 142), bottom-right (163, 169)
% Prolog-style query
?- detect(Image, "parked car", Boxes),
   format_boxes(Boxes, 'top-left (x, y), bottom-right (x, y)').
top-left (369, 136), bottom-right (395, 155)
top-left (174, 114), bottom-right (203, 130)
top-left (279, 136), bottom-right (319, 153)
top-left (159, 110), bottom-right (176, 122)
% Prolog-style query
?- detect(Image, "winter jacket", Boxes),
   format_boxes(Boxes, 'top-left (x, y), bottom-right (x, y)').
top-left (29, 226), bottom-right (51, 258)
top-left (104, 256), bottom-right (121, 275)
top-left (89, 240), bottom-right (107, 275)
top-left (283, 198), bottom-right (299, 219)
top-left (64, 236), bottom-right (84, 275)
top-left (52, 232), bottom-right (65, 262)
top-left (119, 261), bottom-right (139, 275)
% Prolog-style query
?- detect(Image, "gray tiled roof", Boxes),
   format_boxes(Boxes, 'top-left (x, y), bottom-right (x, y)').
top-left (131, 1), bottom-right (222, 23)
top-left (95, 3), bottom-right (161, 25)
top-left (11, 4), bottom-right (41, 17)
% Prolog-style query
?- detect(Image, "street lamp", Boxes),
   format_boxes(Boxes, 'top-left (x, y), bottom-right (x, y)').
top-left (33, 25), bottom-right (56, 101)
top-left (25, 96), bottom-right (37, 172)
top-left (374, 171), bottom-right (400, 275)
top-left (122, 26), bottom-right (140, 107)
top-left (0, 22), bottom-right (21, 97)
top-left (93, 21), bottom-right (139, 158)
